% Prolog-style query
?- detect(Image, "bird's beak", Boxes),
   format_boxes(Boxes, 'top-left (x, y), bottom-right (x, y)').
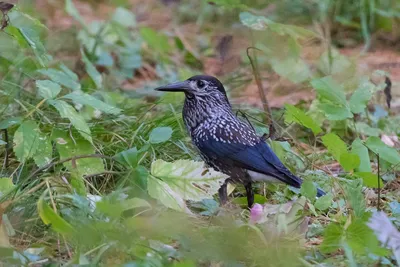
top-left (155, 80), bottom-right (192, 93)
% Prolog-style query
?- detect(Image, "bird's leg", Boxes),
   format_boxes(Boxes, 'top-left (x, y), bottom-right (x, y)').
top-left (218, 180), bottom-right (229, 206)
top-left (244, 181), bottom-right (254, 208)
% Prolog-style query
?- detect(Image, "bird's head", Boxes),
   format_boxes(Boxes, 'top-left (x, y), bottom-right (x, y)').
top-left (155, 75), bottom-right (230, 106)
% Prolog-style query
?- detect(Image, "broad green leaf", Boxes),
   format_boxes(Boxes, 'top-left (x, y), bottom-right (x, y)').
top-left (39, 68), bottom-right (81, 91)
top-left (0, 178), bottom-right (14, 197)
top-left (18, 27), bottom-right (50, 67)
top-left (148, 175), bottom-right (191, 213)
top-left (60, 64), bottom-right (79, 81)
top-left (114, 146), bottom-right (149, 169)
top-left (339, 153), bottom-right (360, 172)
top-left (349, 84), bottom-right (373, 114)
top-left (300, 180), bottom-right (317, 200)
top-left (351, 138), bottom-right (371, 172)
top-left (149, 127), bottom-right (173, 144)
top-left (346, 218), bottom-right (386, 255)
top-left (311, 76), bottom-right (347, 104)
top-left (62, 92), bottom-right (121, 115)
top-left (355, 122), bottom-right (380, 137)
top-left (239, 12), bottom-right (315, 39)
top-left (318, 49), bottom-right (354, 75)
top-left (140, 27), bottom-right (171, 54)
top-left (314, 194), bottom-right (333, 211)
top-left (268, 56), bottom-right (311, 83)
top-left (284, 104), bottom-right (322, 135)
top-left (320, 223), bottom-right (343, 253)
top-left (344, 179), bottom-right (365, 218)
top-left (51, 129), bottom-right (104, 177)
top-left (112, 7), bottom-right (136, 27)
top-left (150, 159), bottom-right (228, 202)
top-left (36, 80), bottom-right (62, 99)
top-left (81, 50), bottom-right (102, 89)
top-left (365, 136), bottom-right (400, 165)
top-left (13, 120), bottom-right (40, 162)
top-left (0, 117), bottom-right (22, 129)
top-left (311, 76), bottom-right (353, 120)
top-left (319, 103), bottom-right (353, 121)
top-left (321, 133), bottom-right (347, 161)
top-left (33, 135), bottom-right (52, 167)
top-left (354, 172), bottom-right (383, 188)
top-left (49, 100), bottom-right (92, 142)
top-left (37, 191), bottom-right (74, 235)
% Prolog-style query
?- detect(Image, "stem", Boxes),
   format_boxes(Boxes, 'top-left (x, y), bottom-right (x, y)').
top-left (246, 47), bottom-right (276, 138)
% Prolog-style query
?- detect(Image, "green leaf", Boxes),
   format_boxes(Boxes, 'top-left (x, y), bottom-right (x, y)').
top-left (81, 50), bottom-right (102, 89)
top-left (49, 100), bottom-right (92, 143)
top-left (148, 175), bottom-right (190, 213)
top-left (0, 117), bottom-right (22, 129)
top-left (37, 190), bottom-right (74, 235)
top-left (344, 179), bottom-right (365, 218)
top-left (140, 27), bottom-right (171, 54)
top-left (321, 133), bottom-right (347, 161)
top-left (18, 27), bottom-right (50, 67)
top-left (351, 138), bottom-right (371, 172)
top-left (314, 194), bottom-right (333, 211)
top-left (311, 76), bottom-right (347, 104)
top-left (149, 127), bottom-right (173, 144)
top-left (62, 92), bottom-right (121, 115)
top-left (112, 7), bottom-right (136, 27)
top-left (319, 103), bottom-right (353, 121)
top-left (346, 218), bottom-right (385, 255)
top-left (349, 84), bottom-right (373, 114)
top-left (39, 68), bottom-right (81, 91)
top-left (51, 129), bottom-right (104, 177)
top-left (365, 136), bottom-right (400, 165)
top-left (284, 104), bottom-right (322, 135)
top-left (150, 159), bottom-right (228, 202)
top-left (33, 135), bottom-right (52, 167)
top-left (114, 146), bottom-right (150, 169)
top-left (13, 120), bottom-right (40, 162)
top-left (239, 12), bottom-right (315, 39)
top-left (354, 172), bottom-right (382, 188)
top-left (339, 153), bottom-right (360, 172)
top-left (0, 178), bottom-right (15, 197)
top-left (36, 80), bottom-right (62, 99)
top-left (311, 76), bottom-right (353, 120)
top-left (300, 180), bottom-right (317, 200)
top-left (355, 122), bottom-right (380, 137)
top-left (321, 223), bottom-right (343, 253)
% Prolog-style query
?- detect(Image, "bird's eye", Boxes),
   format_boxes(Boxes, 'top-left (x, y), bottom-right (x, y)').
top-left (196, 80), bottom-right (205, 88)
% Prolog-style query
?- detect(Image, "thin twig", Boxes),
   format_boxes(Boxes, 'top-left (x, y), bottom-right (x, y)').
top-left (377, 153), bottom-right (381, 211)
top-left (246, 47), bottom-right (276, 138)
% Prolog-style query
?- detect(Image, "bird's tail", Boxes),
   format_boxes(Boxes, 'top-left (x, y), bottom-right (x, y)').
top-left (317, 188), bottom-right (326, 197)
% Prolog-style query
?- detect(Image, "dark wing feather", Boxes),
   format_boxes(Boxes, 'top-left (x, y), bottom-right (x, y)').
top-left (197, 138), bottom-right (302, 187)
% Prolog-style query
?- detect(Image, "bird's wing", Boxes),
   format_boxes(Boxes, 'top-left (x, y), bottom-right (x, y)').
top-left (197, 137), bottom-right (302, 187)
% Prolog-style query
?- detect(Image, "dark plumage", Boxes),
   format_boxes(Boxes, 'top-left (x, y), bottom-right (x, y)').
top-left (155, 75), bottom-right (325, 207)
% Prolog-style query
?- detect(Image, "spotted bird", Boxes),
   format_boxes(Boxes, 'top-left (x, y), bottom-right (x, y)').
top-left (155, 75), bottom-right (325, 208)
